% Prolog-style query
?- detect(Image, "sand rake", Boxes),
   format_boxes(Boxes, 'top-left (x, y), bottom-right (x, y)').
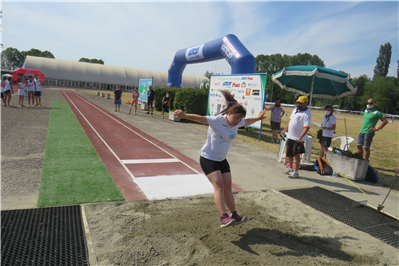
top-left (377, 173), bottom-right (399, 212)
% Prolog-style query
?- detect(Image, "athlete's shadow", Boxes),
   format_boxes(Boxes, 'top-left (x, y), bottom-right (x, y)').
top-left (232, 228), bottom-right (356, 260)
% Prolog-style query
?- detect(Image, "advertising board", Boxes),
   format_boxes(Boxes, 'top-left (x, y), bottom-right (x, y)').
top-left (208, 74), bottom-right (267, 129)
top-left (138, 77), bottom-right (153, 101)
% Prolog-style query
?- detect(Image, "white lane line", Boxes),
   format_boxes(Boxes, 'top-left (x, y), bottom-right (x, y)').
top-left (121, 158), bottom-right (180, 164)
top-left (62, 90), bottom-right (136, 180)
top-left (70, 91), bottom-right (200, 174)
top-left (134, 174), bottom-right (214, 200)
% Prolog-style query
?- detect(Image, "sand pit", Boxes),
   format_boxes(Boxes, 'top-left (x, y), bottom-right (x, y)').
top-left (84, 190), bottom-right (397, 265)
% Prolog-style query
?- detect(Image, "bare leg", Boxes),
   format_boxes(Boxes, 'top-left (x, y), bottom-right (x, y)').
top-left (364, 147), bottom-right (371, 160)
top-left (357, 145), bottom-right (364, 158)
top-left (294, 154), bottom-right (301, 171)
top-left (272, 130), bottom-right (277, 140)
top-left (288, 156), bottom-right (294, 169)
top-left (7, 94), bottom-right (11, 106)
top-left (221, 172), bottom-right (235, 214)
top-left (207, 171), bottom-right (227, 215)
top-left (320, 144), bottom-right (327, 157)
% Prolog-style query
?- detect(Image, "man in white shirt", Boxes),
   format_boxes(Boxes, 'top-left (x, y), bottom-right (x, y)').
top-left (319, 105), bottom-right (336, 157)
top-left (281, 96), bottom-right (312, 178)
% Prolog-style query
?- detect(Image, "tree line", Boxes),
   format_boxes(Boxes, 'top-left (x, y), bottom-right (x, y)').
top-left (248, 44), bottom-right (398, 114)
top-left (0, 47), bottom-right (105, 71)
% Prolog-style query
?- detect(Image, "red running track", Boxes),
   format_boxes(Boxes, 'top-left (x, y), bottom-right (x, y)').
top-left (62, 90), bottom-right (242, 201)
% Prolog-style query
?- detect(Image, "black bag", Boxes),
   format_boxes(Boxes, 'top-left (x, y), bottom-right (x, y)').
top-left (314, 157), bottom-right (333, 175)
top-left (317, 129), bottom-right (323, 140)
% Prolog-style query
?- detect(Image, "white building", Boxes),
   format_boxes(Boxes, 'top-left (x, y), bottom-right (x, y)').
top-left (22, 56), bottom-right (208, 91)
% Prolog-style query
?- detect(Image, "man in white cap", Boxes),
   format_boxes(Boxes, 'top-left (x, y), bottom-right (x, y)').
top-left (281, 96), bottom-right (312, 178)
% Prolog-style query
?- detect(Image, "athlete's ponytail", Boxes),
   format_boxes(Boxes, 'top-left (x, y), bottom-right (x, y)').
top-left (220, 90), bottom-right (246, 117)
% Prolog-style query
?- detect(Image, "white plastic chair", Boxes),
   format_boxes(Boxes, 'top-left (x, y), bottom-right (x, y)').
top-left (328, 136), bottom-right (355, 151)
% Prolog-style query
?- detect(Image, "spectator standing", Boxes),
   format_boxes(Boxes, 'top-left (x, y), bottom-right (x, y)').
top-left (18, 78), bottom-right (27, 107)
top-left (281, 96), bottom-right (312, 178)
top-left (319, 105), bottom-right (336, 157)
top-left (1, 80), bottom-right (5, 106)
top-left (113, 85), bottom-right (122, 112)
top-left (34, 75), bottom-right (42, 107)
top-left (146, 85), bottom-right (155, 115)
top-left (26, 76), bottom-right (35, 107)
top-left (265, 100), bottom-right (285, 143)
top-left (356, 98), bottom-right (388, 160)
top-left (128, 88), bottom-right (139, 115)
top-left (3, 77), bottom-right (13, 107)
top-left (161, 92), bottom-right (171, 119)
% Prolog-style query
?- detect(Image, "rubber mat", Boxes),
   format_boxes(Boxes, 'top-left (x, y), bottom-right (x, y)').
top-left (1, 205), bottom-right (89, 265)
top-left (280, 186), bottom-right (399, 249)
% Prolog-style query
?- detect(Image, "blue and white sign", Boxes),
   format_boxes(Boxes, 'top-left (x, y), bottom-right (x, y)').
top-left (185, 44), bottom-right (205, 61)
top-left (139, 77), bottom-right (153, 102)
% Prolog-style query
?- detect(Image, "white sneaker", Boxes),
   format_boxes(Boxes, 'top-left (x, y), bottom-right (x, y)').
top-left (276, 139), bottom-right (280, 144)
top-left (283, 168), bottom-right (294, 174)
top-left (271, 138), bottom-right (275, 143)
top-left (289, 171), bottom-right (300, 178)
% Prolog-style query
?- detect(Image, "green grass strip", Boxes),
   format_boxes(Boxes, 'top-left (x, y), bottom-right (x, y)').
top-left (38, 101), bottom-right (125, 207)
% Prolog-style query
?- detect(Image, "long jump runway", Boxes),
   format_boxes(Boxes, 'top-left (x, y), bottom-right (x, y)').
top-left (61, 90), bottom-right (216, 201)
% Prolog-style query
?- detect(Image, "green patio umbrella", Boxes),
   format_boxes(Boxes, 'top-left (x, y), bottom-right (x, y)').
top-left (272, 65), bottom-right (357, 107)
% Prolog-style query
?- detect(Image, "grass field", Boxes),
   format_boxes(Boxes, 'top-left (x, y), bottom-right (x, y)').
top-left (37, 101), bottom-right (125, 207)
top-left (87, 90), bottom-right (399, 190)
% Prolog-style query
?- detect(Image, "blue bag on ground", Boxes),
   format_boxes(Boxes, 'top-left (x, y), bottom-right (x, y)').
top-left (365, 165), bottom-right (378, 183)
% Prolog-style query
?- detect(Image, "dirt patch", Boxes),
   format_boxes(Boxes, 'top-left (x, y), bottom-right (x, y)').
top-left (84, 190), bottom-right (396, 265)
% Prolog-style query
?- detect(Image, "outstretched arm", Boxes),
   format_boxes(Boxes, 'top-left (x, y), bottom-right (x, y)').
top-left (244, 110), bottom-right (266, 127)
top-left (174, 109), bottom-right (208, 124)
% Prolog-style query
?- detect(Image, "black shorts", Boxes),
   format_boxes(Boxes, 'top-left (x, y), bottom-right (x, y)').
top-left (4, 90), bottom-right (10, 94)
top-left (319, 136), bottom-right (332, 147)
top-left (147, 99), bottom-right (154, 106)
top-left (1, 92), bottom-right (3, 98)
top-left (200, 156), bottom-right (230, 176)
top-left (270, 121), bottom-right (281, 131)
top-left (162, 103), bottom-right (169, 109)
top-left (286, 138), bottom-right (305, 157)
top-left (35, 91), bottom-right (41, 97)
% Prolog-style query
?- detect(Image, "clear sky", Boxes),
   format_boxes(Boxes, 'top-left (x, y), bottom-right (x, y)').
top-left (1, 1), bottom-right (398, 80)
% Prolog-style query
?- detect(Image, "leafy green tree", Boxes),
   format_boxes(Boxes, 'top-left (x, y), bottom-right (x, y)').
top-left (1, 47), bottom-right (55, 70)
top-left (373, 42), bottom-right (392, 79)
top-left (21, 48), bottom-right (55, 61)
top-left (203, 70), bottom-right (220, 87)
top-left (340, 75), bottom-right (370, 111)
top-left (40, 50), bottom-right (55, 58)
top-left (255, 52), bottom-right (325, 104)
top-left (1, 47), bottom-right (24, 70)
top-left (79, 57), bottom-right (90, 63)
top-left (79, 58), bottom-right (104, 64)
top-left (361, 76), bottom-right (399, 114)
top-left (291, 53), bottom-right (325, 67)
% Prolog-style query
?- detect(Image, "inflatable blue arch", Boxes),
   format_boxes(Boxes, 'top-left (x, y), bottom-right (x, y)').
top-left (167, 34), bottom-right (255, 88)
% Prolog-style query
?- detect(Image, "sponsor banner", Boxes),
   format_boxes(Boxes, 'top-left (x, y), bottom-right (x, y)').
top-left (208, 74), bottom-right (266, 129)
top-left (139, 77), bottom-right (153, 101)
top-left (185, 44), bottom-right (205, 61)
